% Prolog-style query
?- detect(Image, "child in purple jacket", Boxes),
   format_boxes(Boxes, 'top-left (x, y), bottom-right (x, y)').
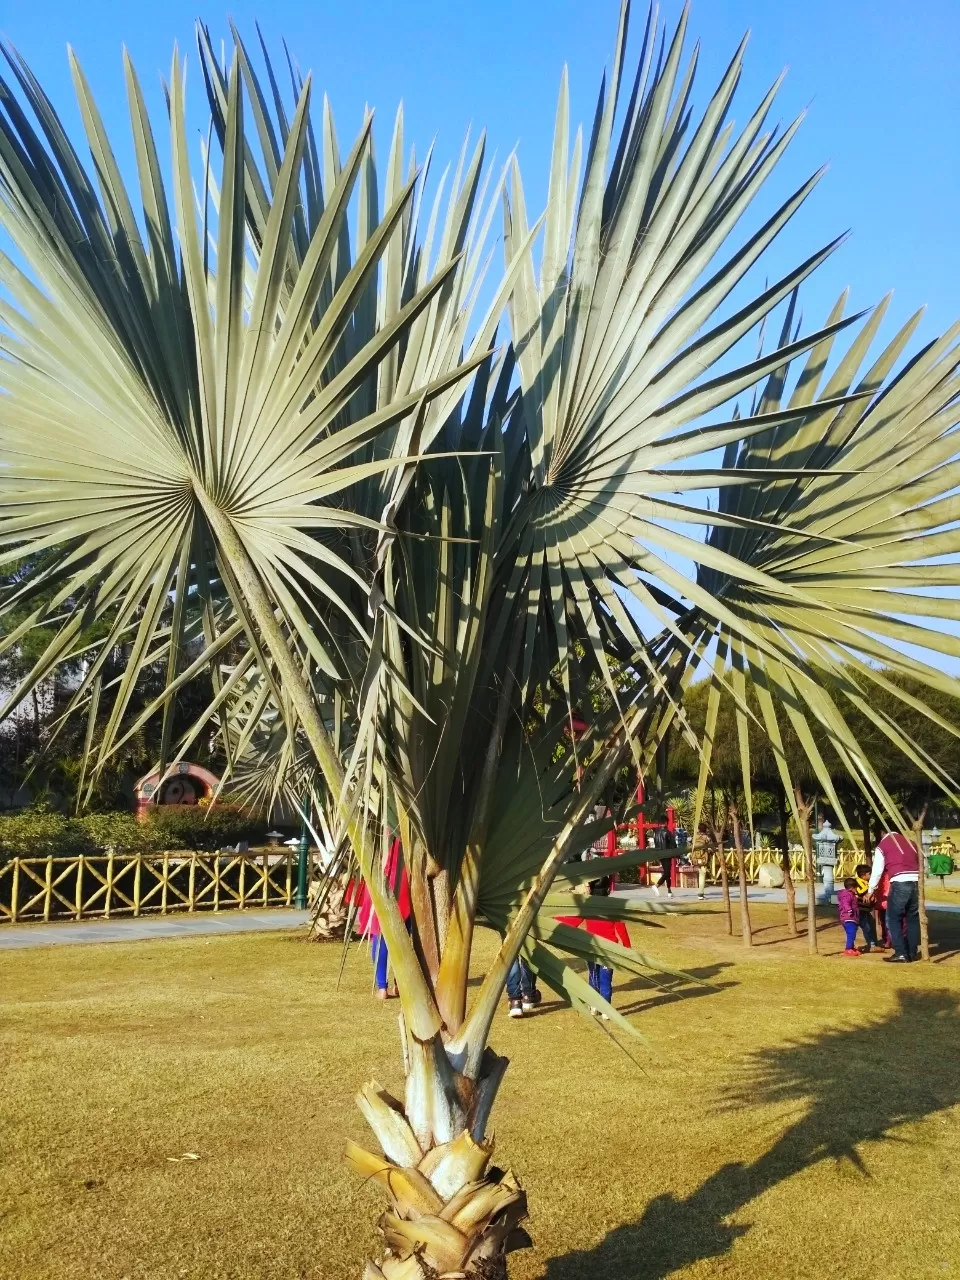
top-left (838, 877), bottom-right (862, 957)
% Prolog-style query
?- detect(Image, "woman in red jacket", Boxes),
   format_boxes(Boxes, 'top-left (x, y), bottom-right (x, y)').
top-left (557, 864), bottom-right (630, 1018)
top-left (584, 873), bottom-right (630, 1015)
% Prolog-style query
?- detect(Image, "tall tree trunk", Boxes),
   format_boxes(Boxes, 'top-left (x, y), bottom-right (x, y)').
top-left (910, 808), bottom-right (931, 962)
top-left (710, 804), bottom-right (732, 936)
top-left (859, 798), bottom-right (873, 860)
top-left (776, 781), bottom-right (798, 937)
top-left (730, 802), bottom-right (752, 946)
top-left (795, 788), bottom-right (818, 956)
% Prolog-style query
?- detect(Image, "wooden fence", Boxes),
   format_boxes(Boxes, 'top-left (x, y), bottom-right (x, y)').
top-left (708, 846), bottom-right (865, 884)
top-left (0, 849), bottom-right (308, 924)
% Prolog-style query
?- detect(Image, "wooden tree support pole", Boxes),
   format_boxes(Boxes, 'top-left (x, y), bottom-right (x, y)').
top-left (776, 781), bottom-right (798, 937)
top-left (730, 803), bottom-right (752, 947)
top-left (910, 809), bottom-right (931, 962)
top-left (795, 788), bottom-right (818, 956)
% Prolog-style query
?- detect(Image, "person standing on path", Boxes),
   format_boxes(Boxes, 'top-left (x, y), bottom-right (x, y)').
top-left (867, 831), bottom-right (920, 963)
top-left (349, 838), bottom-right (411, 998)
top-left (813, 816), bottom-right (841, 903)
top-left (837, 877), bottom-right (863, 957)
top-left (690, 823), bottom-right (713, 899)
top-left (653, 824), bottom-right (676, 898)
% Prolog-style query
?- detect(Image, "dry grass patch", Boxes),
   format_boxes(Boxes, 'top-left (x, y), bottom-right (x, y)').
top-left (2, 903), bottom-right (960, 1280)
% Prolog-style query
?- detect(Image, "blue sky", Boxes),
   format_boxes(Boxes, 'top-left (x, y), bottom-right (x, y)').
top-left (4, 0), bottom-right (959, 353)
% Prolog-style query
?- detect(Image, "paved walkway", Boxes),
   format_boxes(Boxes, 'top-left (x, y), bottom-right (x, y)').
top-left (0, 909), bottom-right (311, 949)
top-left (617, 884), bottom-right (960, 914)
top-left (3, 884), bottom-right (958, 950)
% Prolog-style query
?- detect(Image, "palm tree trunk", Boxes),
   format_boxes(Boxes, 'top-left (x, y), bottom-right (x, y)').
top-left (795, 788), bottom-right (818, 956)
top-left (776, 781), bottom-right (798, 936)
top-left (356, 720), bottom-right (644, 1279)
top-left (352, 1036), bottom-right (528, 1279)
top-left (730, 803), bottom-right (752, 946)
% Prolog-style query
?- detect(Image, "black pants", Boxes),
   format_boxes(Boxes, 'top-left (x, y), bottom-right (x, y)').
top-left (886, 881), bottom-right (920, 960)
top-left (658, 858), bottom-right (673, 888)
top-left (858, 910), bottom-right (876, 948)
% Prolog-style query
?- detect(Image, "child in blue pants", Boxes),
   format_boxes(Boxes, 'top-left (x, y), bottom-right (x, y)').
top-left (371, 934), bottom-right (394, 998)
top-left (588, 961), bottom-right (614, 1004)
top-left (838, 877), bottom-right (863, 957)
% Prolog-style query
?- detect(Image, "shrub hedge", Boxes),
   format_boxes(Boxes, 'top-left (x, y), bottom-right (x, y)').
top-left (0, 804), bottom-right (266, 858)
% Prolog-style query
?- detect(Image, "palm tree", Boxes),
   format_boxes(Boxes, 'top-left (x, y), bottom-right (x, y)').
top-left (3, 6), bottom-right (960, 1278)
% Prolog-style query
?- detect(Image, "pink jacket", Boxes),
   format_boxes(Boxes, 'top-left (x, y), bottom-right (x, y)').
top-left (837, 887), bottom-right (859, 925)
top-left (348, 839), bottom-right (411, 937)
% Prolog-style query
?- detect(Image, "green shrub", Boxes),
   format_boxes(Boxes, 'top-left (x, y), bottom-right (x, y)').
top-left (0, 810), bottom-right (83, 858)
top-left (0, 804), bottom-right (266, 858)
top-left (145, 804), bottom-right (265, 852)
top-left (76, 812), bottom-right (158, 853)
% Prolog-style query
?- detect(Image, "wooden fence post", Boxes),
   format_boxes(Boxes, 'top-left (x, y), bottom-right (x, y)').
top-left (105, 848), bottom-right (115, 919)
top-left (43, 857), bottom-right (53, 922)
top-left (75, 855), bottom-right (84, 920)
top-left (11, 858), bottom-right (20, 923)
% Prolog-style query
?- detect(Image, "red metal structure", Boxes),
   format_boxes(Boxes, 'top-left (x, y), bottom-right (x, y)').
top-left (596, 779), bottom-right (677, 884)
top-left (567, 718), bottom-right (678, 884)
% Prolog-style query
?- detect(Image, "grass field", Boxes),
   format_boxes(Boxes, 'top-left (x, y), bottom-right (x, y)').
top-left (3, 902), bottom-right (960, 1280)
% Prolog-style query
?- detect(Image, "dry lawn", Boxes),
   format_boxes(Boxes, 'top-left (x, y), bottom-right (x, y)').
top-left (3, 902), bottom-right (960, 1280)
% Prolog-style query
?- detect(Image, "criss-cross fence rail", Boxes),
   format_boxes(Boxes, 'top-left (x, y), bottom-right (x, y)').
top-left (0, 850), bottom-right (310, 923)
top-left (707, 847), bottom-right (865, 884)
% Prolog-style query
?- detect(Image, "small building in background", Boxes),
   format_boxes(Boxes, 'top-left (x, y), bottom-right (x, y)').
top-left (134, 762), bottom-right (220, 818)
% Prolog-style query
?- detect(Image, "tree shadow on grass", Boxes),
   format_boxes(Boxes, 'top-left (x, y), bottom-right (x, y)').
top-left (512, 966), bottom-right (734, 1022)
top-left (616, 963), bottom-right (736, 1016)
top-left (541, 988), bottom-right (960, 1279)
top-left (929, 910), bottom-right (960, 964)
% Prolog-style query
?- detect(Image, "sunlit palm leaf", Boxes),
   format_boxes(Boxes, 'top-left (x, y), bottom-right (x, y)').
top-left (0, 43), bottom-right (476, 788)
top-left (495, 0), bottom-right (864, 711)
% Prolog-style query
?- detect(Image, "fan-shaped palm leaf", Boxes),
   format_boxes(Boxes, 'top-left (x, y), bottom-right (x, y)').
top-left (0, 41), bottom-right (494, 1027)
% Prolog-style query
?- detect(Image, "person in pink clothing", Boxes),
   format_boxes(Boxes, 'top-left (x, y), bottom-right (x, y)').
top-left (349, 838), bottom-right (411, 998)
top-left (867, 830), bottom-right (920, 963)
top-left (583, 873), bottom-right (630, 1013)
top-left (837, 878), bottom-right (862, 957)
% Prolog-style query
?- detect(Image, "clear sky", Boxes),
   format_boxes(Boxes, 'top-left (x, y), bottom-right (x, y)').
top-left (3, 0), bottom-right (959, 355)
